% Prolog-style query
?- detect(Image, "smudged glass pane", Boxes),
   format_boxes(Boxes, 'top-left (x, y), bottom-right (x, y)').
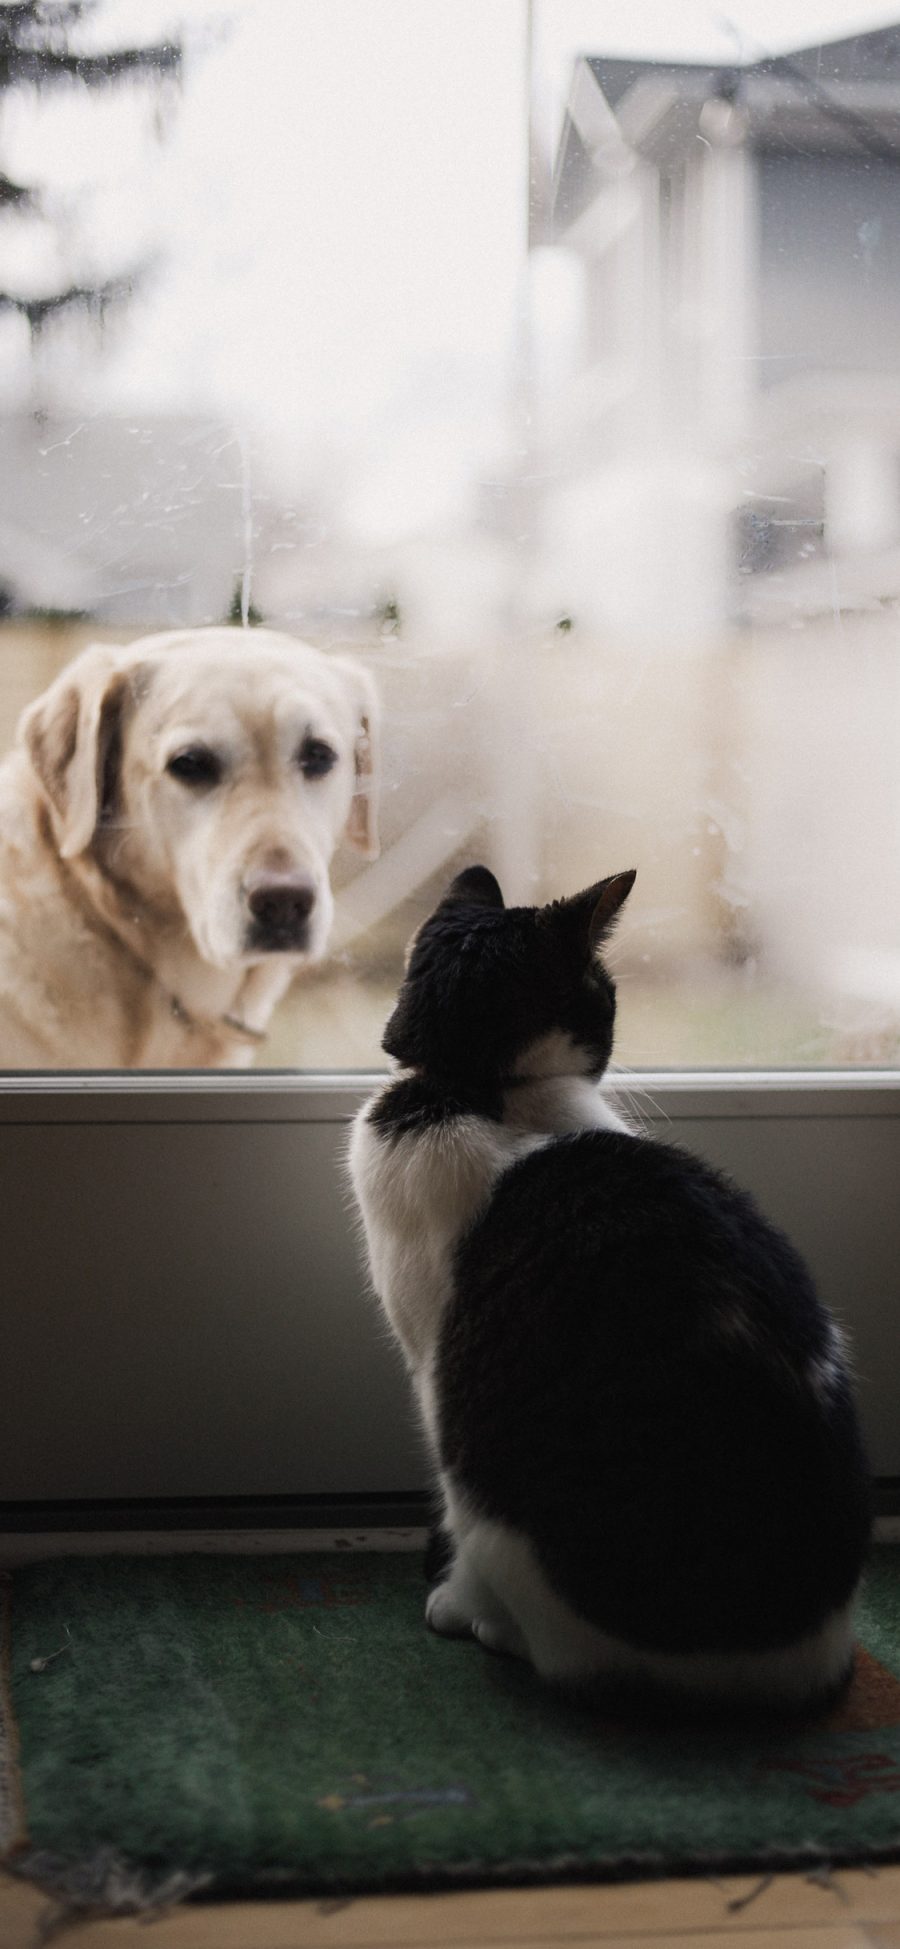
top-left (0, 0), bottom-right (897, 1070)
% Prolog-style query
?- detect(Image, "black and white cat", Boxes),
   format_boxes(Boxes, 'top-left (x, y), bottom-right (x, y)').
top-left (349, 865), bottom-right (871, 1712)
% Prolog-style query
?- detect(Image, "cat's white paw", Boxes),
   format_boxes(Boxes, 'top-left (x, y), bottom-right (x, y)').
top-left (426, 1582), bottom-right (475, 1638)
top-left (426, 1582), bottom-right (528, 1658)
top-left (473, 1615), bottom-right (528, 1660)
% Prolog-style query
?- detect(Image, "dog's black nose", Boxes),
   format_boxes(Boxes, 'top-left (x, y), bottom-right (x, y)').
top-left (245, 872), bottom-right (316, 950)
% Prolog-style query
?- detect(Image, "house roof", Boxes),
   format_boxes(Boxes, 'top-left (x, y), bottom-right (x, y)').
top-left (553, 24), bottom-right (900, 233)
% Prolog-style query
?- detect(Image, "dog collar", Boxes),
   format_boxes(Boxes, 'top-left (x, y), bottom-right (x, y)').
top-left (166, 991), bottom-right (269, 1047)
top-left (171, 992), bottom-right (269, 1046)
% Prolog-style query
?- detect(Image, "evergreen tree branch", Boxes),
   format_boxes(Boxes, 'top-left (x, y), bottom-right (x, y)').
top-left (0, 42), bottom-right (182, 88)
top-left (0, 267), bottom-right (144, 332)
top-left (0, 173), bottom-right (35, 208)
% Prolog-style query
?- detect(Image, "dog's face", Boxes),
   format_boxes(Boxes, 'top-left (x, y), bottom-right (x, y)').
top-left (21, 628), bottom-right (379, 972)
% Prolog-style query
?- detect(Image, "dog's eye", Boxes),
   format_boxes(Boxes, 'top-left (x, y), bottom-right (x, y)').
top-left (166, 746), bottom-right (222, 787)
top-left (297, 737), bottom-right (337, 780)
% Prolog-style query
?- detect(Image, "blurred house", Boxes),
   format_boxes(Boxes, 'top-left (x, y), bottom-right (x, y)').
top-left (544, 23), bottom-right (900, 641)
top-left (538, 24), bottom-right (900, 1045)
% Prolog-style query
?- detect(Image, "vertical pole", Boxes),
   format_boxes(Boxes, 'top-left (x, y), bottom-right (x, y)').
top-left (488, 0), bottom-right (541, 903)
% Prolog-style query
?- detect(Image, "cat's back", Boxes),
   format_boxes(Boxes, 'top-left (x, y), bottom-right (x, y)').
top-left (453, 1124), bottom-right (815, 1326)
top-left (445, 1124), bottom-right (838, 1415)
top-left (438, 1126), bottom-right (871, 1655)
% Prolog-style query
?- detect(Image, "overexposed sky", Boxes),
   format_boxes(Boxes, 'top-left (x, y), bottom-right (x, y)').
top-left (3, 0), bottom-right (900, 538)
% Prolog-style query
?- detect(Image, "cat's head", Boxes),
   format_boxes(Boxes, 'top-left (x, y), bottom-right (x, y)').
top-left (382, 864), bottom-right (635, 1092)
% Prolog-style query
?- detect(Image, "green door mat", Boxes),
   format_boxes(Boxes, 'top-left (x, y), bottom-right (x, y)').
top-left (2, 1549), bottom-right (900, 1910)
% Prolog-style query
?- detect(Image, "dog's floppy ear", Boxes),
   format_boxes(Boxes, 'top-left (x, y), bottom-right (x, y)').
top-left (19, 643), bottom-right (125, 859)
top-left (333, 655), bottom-right (380, 860)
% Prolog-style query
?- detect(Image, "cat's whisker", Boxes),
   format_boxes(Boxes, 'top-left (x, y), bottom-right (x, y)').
top-left (606, 1061), bottom-right (667, 1135)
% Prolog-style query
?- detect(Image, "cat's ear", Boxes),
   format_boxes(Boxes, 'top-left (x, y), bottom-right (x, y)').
top-left (558, 869), bottom-right (636, 954)
top-left (442, 865), bottom-right (505, 910)
top-left (586, 869), bottom-right (636, 950)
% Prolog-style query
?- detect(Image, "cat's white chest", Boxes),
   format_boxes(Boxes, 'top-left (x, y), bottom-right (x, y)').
top-left (349, 1072), bottom-right (629, 1393)
top-left (348, 1101), bottom-right (539, 1382)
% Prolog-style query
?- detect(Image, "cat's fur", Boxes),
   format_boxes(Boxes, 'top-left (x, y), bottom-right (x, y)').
top-left (349, 865), bottom-right (871, 1712)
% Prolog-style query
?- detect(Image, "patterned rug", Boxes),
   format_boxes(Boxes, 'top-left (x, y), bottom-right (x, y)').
top-left (2, 1548), bottom-right (900, 1911)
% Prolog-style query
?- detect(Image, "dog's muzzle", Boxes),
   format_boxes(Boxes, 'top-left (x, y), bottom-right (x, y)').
top-left (244, 870), bottom-right (317, 953)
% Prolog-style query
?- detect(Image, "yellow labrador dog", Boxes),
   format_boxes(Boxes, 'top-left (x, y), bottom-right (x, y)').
top-left (0, 627), bottom-right (379, 1067)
